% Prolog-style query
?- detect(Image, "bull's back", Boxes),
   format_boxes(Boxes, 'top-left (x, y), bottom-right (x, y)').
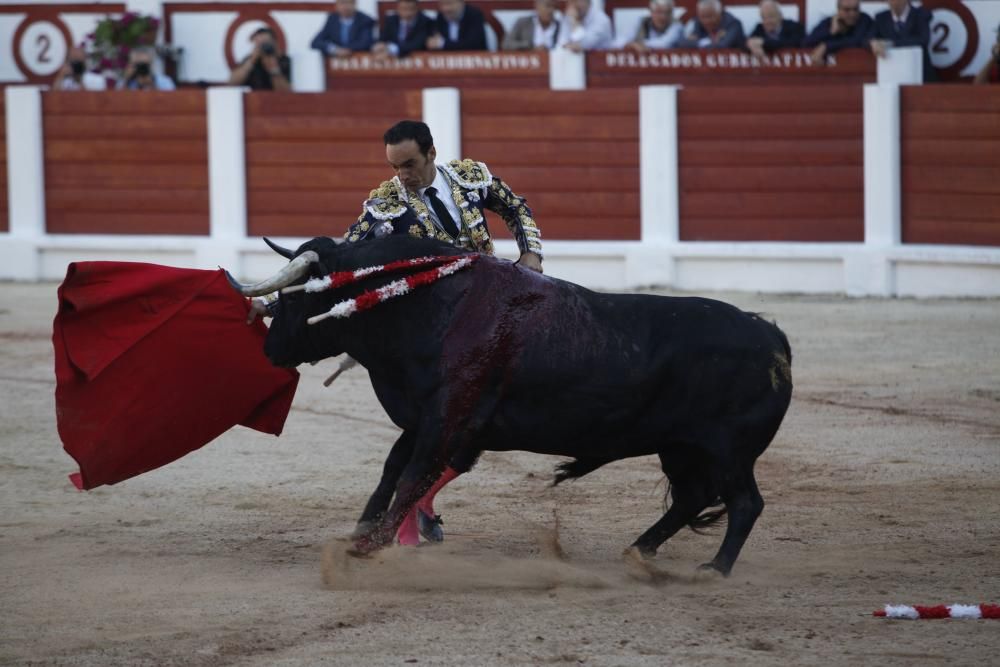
top-left (471, 275), bottom-right (791, 456)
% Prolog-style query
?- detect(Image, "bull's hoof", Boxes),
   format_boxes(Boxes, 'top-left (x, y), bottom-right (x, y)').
top-left (350, 531), bottom-right (389, 556)
top-left (696, 561), bottom-right (731, 578)
top-left (417, 509), bottom-right (444, 543)
top-left (351, 521), bottom-right (375, 540)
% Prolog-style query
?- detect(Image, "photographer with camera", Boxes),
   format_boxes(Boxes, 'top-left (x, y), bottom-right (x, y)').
top-left (229, 27), bottom-right (292, 91)
top-left (53, 46), bottom-right (106, 91)
top-left (974, 22), bottom-right (1000, 85)
top-left (118, 46), bottom-right (176, 90)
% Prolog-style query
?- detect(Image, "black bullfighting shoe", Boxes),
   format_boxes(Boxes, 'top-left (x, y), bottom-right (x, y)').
top-left (417, 508), bottom-right (444, 542)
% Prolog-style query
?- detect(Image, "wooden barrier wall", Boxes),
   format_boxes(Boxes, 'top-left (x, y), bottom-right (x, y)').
top-left (0, 95), bottom-right (6, 233)
top-left (677, 85), bottom-right (863, 242)
top-left (244, 91), bottom-right (421, 238)
top-left (42, 92), bottom-right (209, 235)
top-left (901, 86), bottom-right (1000, 247)
top-left (460, 90), bottom-right (640, 240)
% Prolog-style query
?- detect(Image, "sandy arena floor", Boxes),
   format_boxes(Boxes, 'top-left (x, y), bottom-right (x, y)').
top-left (2, 281), bottom-right (999, 666)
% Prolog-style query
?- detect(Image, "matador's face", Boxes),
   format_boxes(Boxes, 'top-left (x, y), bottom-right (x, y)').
top-left (386, 139), bottom-right (438, 192)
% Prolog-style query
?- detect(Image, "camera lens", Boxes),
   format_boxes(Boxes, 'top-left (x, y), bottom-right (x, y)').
top-left (135, 62), bottom-right (151, 76)
top-left (70, 60), bottom-right (85, 76)
top-left (262, 43), bottom-right (276, 56)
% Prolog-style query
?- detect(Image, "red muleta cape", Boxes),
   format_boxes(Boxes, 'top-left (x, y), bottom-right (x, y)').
top-left (53, 261), bottom-right (299, 490)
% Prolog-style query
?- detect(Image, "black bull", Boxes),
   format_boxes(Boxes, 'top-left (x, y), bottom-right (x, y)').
top-left (234, 235), bottom-right (793, 576)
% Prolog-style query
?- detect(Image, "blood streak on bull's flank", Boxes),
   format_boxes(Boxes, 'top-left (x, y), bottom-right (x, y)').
top-left (604, 50), bottom-right (830, 69)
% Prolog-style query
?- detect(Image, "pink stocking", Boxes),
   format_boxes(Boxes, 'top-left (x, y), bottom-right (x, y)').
top-left (395, 467), bottom-right (461, 545)
top-left (416, 466), bottom-right (460, 517)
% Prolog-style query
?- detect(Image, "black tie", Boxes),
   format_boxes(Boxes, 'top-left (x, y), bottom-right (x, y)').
top-left (425, 186), bottom-right (460, 238)
top-left (895, 19), bottom-right (905, 32)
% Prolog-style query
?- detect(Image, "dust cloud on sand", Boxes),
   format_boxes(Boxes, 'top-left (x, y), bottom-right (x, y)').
top-left (3, 283), bottom-right (1000, 665)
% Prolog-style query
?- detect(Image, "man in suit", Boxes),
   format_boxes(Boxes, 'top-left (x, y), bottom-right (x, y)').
top-left (503, 0), bottom-right (560, 51)
top-left (746, 0), bottom-right (805, 57)
top-left (870, 0), bottom-right (935, 81)
top-left (426, 0), bottom-right (488, 51)
top-left (675, 0), bottom-right (746, 49)
top-left (374, 0), bottom-right (433, 57)
top-left (311, 0), bottom-right (376, 58)
top-left (803, 0), bottom-right (874, 65)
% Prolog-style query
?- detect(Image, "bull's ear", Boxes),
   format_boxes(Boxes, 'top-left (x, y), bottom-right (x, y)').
top-left (263, 237), bottom-right (296, 259)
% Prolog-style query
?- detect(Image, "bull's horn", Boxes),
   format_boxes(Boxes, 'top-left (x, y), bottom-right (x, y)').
top-left (263, 237), bottom-right (296, 259)
top-left (226, 250), bottom-right (320, 297)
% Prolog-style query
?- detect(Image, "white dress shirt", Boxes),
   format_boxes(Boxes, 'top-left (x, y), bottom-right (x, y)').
top-left (417, 168), bottom-right (464, 235)
top-left (533, 17), bottom-right (560, 49)
top-left (557, 7), bottom-right (613, 50)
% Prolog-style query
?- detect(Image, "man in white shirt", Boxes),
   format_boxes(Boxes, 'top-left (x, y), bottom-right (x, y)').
top-left (557, 0), bottom-right (613, 52)
top-left (503, 0), bottom-right (561, 51)
top-left (52, 46), bottom-right (106, 91)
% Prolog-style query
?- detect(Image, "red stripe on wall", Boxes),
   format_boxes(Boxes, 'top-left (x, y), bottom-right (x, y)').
top-left (678, 85), bottom-right (863, 242)
top-left (42, 91), bottom-right (209, 235)
top-left (244, 91), bottom-right (422, 238)
top-left (461, 90), bottom-right (640, 241)
top-left (901, 85), bottom-right (1000, 247)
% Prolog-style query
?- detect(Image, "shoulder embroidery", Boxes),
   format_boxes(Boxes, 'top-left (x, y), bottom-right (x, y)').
top-left (442, 159), bottom-right (493, 190)
top-left (363, 179), bottom-right (407, 221)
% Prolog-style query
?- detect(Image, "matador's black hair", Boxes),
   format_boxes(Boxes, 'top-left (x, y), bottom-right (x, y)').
top-left (383, 120), bottom-right (434, 156)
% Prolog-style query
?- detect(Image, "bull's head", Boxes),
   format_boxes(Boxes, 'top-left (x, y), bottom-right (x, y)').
top-left (227, 237), bottom-right (344, 368)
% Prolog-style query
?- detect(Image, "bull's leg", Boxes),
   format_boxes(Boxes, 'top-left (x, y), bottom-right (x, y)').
top-left (354, 430), bottom-right (416, 538)
top-left (700, 468), bottom-right (764, 577)
top-left (630, 473), bottom-right (714, 557)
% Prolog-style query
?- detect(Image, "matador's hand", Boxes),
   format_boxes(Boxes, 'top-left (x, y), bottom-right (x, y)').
top-left (516, 252), bottom-right (543, 274)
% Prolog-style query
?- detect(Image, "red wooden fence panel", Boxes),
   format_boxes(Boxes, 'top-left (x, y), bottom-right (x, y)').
top-left (0, 94), bottom-right (7, 233)
top-left (42, 91), bottom-right (209, 235)
top-left (677, 85), bottom-right (863, 241)
top-left (244, 91), bottom-right (421, 238)
top-left (901, 85), bottom-right (1000, 247)
top-left (461, 90), bottom-right (640, 240)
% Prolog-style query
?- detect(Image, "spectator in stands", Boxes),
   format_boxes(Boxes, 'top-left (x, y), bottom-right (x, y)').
top-left (311, 0), bottom-right (376, 58)
top-left (625, 0), bottom-right (683, 51)
top-left (870, 0), bottom-right (935, 81)
top-left (503, 0), bottom-right (561, 51)
top-left (53, 45), bottom-right (106, 91)
top-left (802, 0), bottom-right (874, 66)
top-left (557, 0), bottom-right (613, 52)
top-left (426, 0), bottom-right (488, 51)
top-left (746, 0), bottom-right (804, 57)
top-left (676, 0), bottom-right (745, 49)
top-left (973, 23), bottom-right (1000, 85)
top-left (373, 0), bottom-right (433, 57)
top-left (229, 27), bottom-right (291, 90)
top-left (118, 47), bottom-right (175, 90)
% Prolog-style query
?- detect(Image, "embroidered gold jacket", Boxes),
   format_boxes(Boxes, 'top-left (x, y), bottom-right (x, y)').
top-left (344, 159), bottom-right (543, 258)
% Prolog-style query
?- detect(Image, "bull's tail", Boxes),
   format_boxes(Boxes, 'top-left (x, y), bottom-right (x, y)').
top-left (665, 480), bottom-right (728, 533)
top-left (552, 457), bottom-right (613, 486)
top-left (688, 503), bottom-right (728, 533)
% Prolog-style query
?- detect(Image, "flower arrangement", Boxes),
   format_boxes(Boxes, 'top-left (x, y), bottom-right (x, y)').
top-left (87, 11), bottom-right (161, 82)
